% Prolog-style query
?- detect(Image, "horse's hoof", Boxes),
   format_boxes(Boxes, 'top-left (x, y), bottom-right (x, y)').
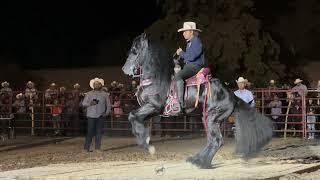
top-left (148, 145), bottom-right (156, 155)
top-left (186, 156), bottom-right (194, 163)
top-left (188, 157), bottom-right (211, 169)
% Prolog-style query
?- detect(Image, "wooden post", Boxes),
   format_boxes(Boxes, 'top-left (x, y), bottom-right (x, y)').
top-left (284, 98), bottom-right (292, 139)
top-left (31, 98), bottom-right (35, 136)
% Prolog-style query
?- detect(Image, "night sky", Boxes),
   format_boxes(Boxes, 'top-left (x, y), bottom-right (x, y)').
top-left (1, 0), bottom-right (320, 70)
top-left (0, 1), bottom-right (162, 69)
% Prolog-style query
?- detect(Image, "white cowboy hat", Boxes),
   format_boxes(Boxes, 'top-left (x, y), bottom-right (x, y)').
top-left (27, 81), bottom-right (34, 85)
top-left (16, 93), bottom-right (23, 99)
top-left (73, 83), bottom-right (80, 88)
top-left (177, 22), bottom-right (202, 32)
top-left (60, 86), bottom-right (66, 91)
top-left (1, 81), bottom-right (9, 87)
top-left (111, 81), bottom-right (117, 86)
top-left (294, 78), bottom-right (303, 84)
top-left (89, 78), bottom-right (104, 89)
top-left (50, 83), bottom-right (56, 86)
top-left (270, 80), bottom-right (275, 84)
top-left (236, 77), bottom-right (247, 84)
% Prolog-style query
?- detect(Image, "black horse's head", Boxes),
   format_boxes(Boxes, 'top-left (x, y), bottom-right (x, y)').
top-left (122, 32), bottom-right (148, 77)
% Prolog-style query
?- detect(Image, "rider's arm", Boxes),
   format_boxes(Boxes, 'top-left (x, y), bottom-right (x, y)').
top-left (180, 38), bottom-right (203, 63)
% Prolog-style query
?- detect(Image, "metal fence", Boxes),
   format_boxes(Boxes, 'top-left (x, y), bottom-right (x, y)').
top-left (0, 89), bottom-right (319, 139)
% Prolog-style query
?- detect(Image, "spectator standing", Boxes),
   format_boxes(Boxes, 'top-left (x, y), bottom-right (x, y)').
top-left (81, 78), bottom-right (111, 153)
top-left (268, 94), bottom-right (283, 132)
top-left (49, 99), bottom-right (62, 136)
top-left (292, 78), bottom-right (308, 97)
top-left (234, 77), bottom-right (255, 108)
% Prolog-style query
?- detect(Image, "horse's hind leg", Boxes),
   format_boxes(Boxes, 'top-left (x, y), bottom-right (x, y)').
top-left (187, 107), bottom-right (233, 168)
top-left (187, 121), bottom-right (223, 168)
top-left (129, 103), bottom-right (158, 154)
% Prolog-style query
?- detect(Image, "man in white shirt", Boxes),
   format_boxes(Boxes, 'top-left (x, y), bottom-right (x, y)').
top-left (234, 77), bottom-right (255, 108)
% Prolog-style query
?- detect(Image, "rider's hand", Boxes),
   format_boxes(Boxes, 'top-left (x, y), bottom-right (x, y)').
top-left (176, 47), bottom-right (183, 55)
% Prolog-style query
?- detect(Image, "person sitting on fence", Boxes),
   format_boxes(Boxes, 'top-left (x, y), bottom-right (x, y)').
top-left (59, 86), bottom-right (67, 104)
top-left (266, 80), bottom-right (278, 102)
top-left (307, 107), bottom-right (316, 140)
top-left (25, 81), bottom-right (38, 100)
top-left (11, 93), bottom-right (26, 136)
top-left (268, 94), bottom-right (283, 132)
top-left (50, 99), bottom-right (62, 135)
top-left (0, 81), bottom-right (13, 119)
top-left (45, 83), bottom-right (59, 104)
top-left (292, 78), bottom-right (308, 97)
top-left (234, 77), bottom-right (255, 108)
top-left (0, 81), bottom-right (12, 96)
top-left (13, 93), bottom-right (26, 118)
top-left (109, 81), bottom-right (120, 100)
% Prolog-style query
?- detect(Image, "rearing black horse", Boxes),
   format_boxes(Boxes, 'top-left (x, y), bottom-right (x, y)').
top-left (122, 33), bottom-right (273, 169)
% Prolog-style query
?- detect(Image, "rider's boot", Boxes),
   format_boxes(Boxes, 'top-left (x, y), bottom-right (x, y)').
top-left (176, 80), bottom-right (185, 115)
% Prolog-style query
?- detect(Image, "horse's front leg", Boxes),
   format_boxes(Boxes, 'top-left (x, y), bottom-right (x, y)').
top-left (129, 103), bottom-right (158, 154)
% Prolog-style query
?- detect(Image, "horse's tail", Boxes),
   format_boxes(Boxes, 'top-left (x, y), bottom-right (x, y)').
top-left (233, 97), bottom-right (273, 157)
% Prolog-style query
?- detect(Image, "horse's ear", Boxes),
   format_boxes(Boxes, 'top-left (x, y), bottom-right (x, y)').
top-left (142, 32), bottom-right (147, 39)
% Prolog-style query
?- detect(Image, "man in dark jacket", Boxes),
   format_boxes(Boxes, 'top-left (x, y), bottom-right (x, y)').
top-left (175, 21), bottom-right (205, 113)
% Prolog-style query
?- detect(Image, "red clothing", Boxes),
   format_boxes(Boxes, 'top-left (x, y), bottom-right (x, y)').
top-left (51, 106), bottom-right (62, 116)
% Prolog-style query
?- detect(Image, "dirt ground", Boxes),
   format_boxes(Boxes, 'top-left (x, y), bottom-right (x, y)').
top-left (0, 135), bottom-right (319, 179)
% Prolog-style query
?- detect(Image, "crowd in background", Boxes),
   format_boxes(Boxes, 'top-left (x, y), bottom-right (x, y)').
top-left (0, 77), bottom-right (320, 139)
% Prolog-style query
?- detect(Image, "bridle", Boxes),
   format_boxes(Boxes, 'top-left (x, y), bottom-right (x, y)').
top-left (128, 41), bottom-right (148, 78)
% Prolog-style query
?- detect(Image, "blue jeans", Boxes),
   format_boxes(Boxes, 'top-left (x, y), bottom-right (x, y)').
top-left (84, 116), bottom-right (105, 151)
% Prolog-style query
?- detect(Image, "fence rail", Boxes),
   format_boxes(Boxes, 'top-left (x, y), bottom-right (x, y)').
top-left (0, 89), bottom-right (319, 139)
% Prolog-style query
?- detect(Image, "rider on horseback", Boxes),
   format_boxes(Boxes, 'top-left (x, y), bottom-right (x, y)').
top-left (175, 22), bottom-right (205, 113)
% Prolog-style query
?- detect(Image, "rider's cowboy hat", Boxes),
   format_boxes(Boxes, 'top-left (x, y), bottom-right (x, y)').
top-left (294, 78), bottom-right (303, 84)
top-left (178, 22), bottom-right (202, 32)
top-left (90, 78), bottom-right (104, 89)
top-left (270, 80), bottom-right (275, 84)
top-left (236, 77), bottom-right (247, 84)
top-left (1, 81), bottom-right (9, 87)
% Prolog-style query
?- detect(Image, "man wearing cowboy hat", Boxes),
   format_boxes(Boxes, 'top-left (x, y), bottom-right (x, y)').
top-left (45, 82), bottom-right (59, 101)
top-left (175, 21), bottom-right (205, 113)
top-left (82, 77), bottom-right (111, 153)
top-left (25, 81), bottom-right (37, 100)
top-left (234, 77), bottom-right (255, 108)
top-left (0, 81), bottom-right (12, 95)
top-left (73, 83), bottom-right (80, 90)
top-left (13, 93), bottom-right (26, 123)
top-left (292, 78), bottom-right (307, 97)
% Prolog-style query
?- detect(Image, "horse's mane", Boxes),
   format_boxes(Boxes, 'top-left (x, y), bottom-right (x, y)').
top-left (142, 37), bottom-right (174, 91)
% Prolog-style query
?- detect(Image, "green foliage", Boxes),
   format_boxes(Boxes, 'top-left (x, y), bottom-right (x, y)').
top-left (145, 0), bottom-right (296, 88)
